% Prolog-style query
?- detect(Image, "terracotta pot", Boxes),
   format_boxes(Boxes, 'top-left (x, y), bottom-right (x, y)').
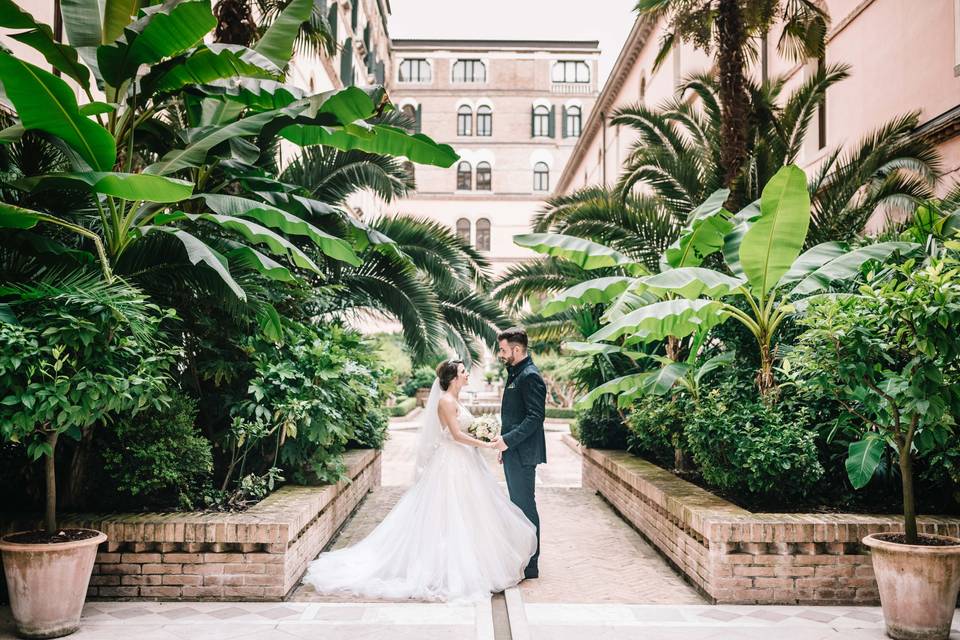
top-left (863, 532), bottom-right (960, 640)
top-left (0, 529), bottom-right (106, 639)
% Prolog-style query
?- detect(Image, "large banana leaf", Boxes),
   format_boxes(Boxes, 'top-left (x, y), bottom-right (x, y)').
top-left (664, 194), bottom-right (733, 268)
top-left (102, 0), bottom-right (139, 44)
top-left (634, 267), bottom-right (745, 299)
top-left (692, 350), bottom-right (735, 385)
top-left (15, 172), bottom-right (193, 202)
top-left (224, 243), bottom-right (296, 282)
top-left (588, 299), bottom-right (728, 344)
top-left (58, 0), bottom-right (138, 46)
top-left (600, 279), bottom-right (659, 324)
top-left (0, 52), bottom-right (115, 170)
top-left (576, 373), bottom-right (648, 409)
top-left (790, 241), bottom-right (920, 296)
top-left (739, 164), bottom-right (811, 295)
top-left (540, 276), bottom-right (636, 317)
top-left (191, 78), bottom-right (304, 110)
top-left (253, 0), bottom-right (313, 68)
top-left (0, 202), bottom-right (44, 229)
top-left (561, 341), bottom-right (643, 357)
top-left (514, 233), bottom-right (641, 272)
top-left (0, 0), bottom-right (90, 87)
top-left (142, 44), bottom-right (282, 96)
top-left (97, 0), bottom-right (216, 87)
top-left (159, 211), bottom-right (321, 274)
top-left (194, 193), bottom-right (360, 265)
top-left (777, 241), bottom-right (848, 288)
top-left (723, 200), bottom-right (761, 278)
top-left (152, 227), bottom-right (246, 300)
top-left (280, 124), bottom-right (459, 168)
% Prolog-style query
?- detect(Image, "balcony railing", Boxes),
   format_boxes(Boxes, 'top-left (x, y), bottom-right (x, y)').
top-left (550, 82), bottom-right (593, 94)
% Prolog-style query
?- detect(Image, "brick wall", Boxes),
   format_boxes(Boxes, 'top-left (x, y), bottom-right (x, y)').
top-left (581, 445), bottom-right (960, 605)
top-left (1, 448), bottom-right (381, 601)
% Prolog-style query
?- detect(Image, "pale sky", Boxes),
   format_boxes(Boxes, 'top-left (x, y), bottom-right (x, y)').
top-left (387, 0), bottom-right (638, 86)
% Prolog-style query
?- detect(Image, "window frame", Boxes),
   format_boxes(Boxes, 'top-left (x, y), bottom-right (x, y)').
top-left (565, 106), bottom-right (581, 137)
top-left (475, 161), bottom-right (492, 191)
top-left (457, 105), bottom-right (473, 136)
top-left (452, 59), bottom-right (487, 83)
top-left (551, 60), bottom-right (590, 84)
top-left (532, 105), bottom-right (550, 137)
top-left (456, 161), bottom-right (472, 190)
top-left (456, 218), bottom-right (471, 244)
top-left (533, 162), bottom-right (550, 192)
top-left (476, 105), bottom-right (492, 137)
top-left (398, 58), bottom-right (432, 83)
top-left (475, 218), bottom-right (491, 251)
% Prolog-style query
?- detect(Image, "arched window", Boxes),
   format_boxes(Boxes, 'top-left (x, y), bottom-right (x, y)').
top-left (475, 218), bottom-right (491, 251)
top-left (533, 162), bottom-right (549, 192)
top-left (457, 105), bottom-right (472, 136)
top-left (476, 105), bottom-right (492, 136)
top-left (475, 161), bottom-right (491, 191)
top-left (564, 106), bottom-right (581, 137)
top-left (452, 59), bottom-right (486, 83)
top-left (398, 58), bottom-right (431, 82)
top-left (456, 218), bottom-right (471, 244)
top-left (551, 60), bottom-right (590, 83)
top-left (532, 105), bottom-right (550, 137)
top-left (456, 161), bottom-right (472, 190)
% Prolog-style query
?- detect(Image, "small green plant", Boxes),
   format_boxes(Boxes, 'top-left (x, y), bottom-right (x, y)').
top-left (403, 366), bottom-right (437, 397)
top-left (574, 404), bottom-right (630, 450)
top-left (793, 254), bottom-right (960, 542)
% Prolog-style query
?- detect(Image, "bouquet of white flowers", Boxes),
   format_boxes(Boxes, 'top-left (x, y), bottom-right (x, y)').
top-left (468, 415), bottom-right (501, 442)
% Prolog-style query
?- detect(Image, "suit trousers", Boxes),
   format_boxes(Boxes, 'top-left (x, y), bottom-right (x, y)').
top-left (502, 451), bottom-right (539, 573)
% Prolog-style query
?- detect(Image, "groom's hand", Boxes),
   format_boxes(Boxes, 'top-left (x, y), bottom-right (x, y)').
top-left (491, 436), bottom-right (508, 452)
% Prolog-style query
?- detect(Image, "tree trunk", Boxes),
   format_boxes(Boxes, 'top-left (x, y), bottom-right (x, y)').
top-left (213, 0), bottom-right (257, 46)
top-left (665, 336), bottom-right (680, 361)
top-left (756, 342), bottom-right (776, 396)
top-left (900, 445), bottom-right (917, 544)
top-left (45, 431), bottom-right (59, 533)
top-left (714, 0), bottom-right (752, 210)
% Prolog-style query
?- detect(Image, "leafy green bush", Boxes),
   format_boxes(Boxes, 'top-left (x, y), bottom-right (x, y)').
top-left (389, 397), bottom-right (418, 417)
top-left (545, 407), bottom-right (576, 420)
top-left (101, 391), bottom-right (213, 510)
top-left (368, 332), bottom-right (412, 396)
top-left (236, 322), bottom-right (388, 485)
top-left (625, 395), bottom-right (688, 468)
top-left (685, 380), bottom-right (823, 503)
top-left (402, 365), bottom-right (437, 397)
top-left (574, 404), bottom-right (629, 450)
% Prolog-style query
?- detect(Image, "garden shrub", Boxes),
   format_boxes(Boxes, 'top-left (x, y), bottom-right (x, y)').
top-left (574, 403), bottom-right (629, 450)
top-left (625, 395), bottom-right (688, 468)
top-left (545, 407), bottom-right (576, 420)
top-left (685, 379), bottom-right (823, 503)
top-left (389, 397), bottom-right (418, 417)
top-left (402, 365), bottom-right (437, 397)
top-left (100, 391), bottom-right (213, 510)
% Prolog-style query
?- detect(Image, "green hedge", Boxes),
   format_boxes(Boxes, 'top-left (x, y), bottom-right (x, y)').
top-left (389, 397), bottom-right (418, 417)
top-left (546, 407), bottom-right (576, 419)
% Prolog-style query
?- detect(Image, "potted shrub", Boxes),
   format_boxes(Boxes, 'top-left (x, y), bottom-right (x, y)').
top-left (794, 254), bottom-right (960, 640)
top-left (0, 275), bottom-right (178, 638)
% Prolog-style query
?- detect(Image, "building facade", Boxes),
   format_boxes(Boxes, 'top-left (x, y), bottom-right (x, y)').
top-left (384, 39), bottom-right (600, 273)
top-left (557, 0), bottom-right (960, 211)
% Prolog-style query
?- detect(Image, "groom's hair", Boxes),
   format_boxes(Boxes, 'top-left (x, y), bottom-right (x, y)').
top-left (497, 327), bottom-right (528, 351)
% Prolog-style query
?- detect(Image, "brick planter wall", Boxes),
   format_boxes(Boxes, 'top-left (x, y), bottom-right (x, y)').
top-left (581, 446), bottom-right (960, 605)
top-left (1, 448), bottom-right (380, 601)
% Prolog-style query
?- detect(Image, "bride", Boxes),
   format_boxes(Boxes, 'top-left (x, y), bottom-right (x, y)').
top-left (302, 359), bottom-right (538, 602)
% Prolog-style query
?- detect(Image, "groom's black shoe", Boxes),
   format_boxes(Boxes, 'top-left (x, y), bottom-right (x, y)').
top-left (523, 568), bottom-right (539, 580)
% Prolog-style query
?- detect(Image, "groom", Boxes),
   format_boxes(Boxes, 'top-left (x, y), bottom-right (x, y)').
top-left (491, 327), bottom-right (546, 580)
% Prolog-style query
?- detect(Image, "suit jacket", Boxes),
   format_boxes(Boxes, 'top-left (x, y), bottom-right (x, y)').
top-left (500, 355), bottom-right (547, 466)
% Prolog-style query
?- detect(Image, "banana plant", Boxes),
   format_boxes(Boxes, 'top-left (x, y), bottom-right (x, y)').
top-left (0, 0), bottom-right (456, 302)
top-left (518, 164), bottom-right (922, 396)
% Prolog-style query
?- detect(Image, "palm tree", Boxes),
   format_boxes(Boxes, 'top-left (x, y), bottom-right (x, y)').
top-left (215, 0), bottom-right (336, 58)
top-left (613, 70), bottom-right (941, 246)
top-left (634, 0), bottom-right (829, 206)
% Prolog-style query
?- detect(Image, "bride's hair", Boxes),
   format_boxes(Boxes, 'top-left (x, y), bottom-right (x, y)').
top-left (436, 359), bottom-right (463, 391)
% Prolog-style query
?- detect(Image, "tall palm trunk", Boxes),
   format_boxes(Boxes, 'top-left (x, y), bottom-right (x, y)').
top-left (213, 0), bottom-right (257, 46)
top-left (714, 0), bottom-right (751, 210)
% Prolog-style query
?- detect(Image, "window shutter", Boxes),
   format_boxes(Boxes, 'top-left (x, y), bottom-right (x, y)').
top-left (415, 104), bottom-right (422, 133)
top-left (530, 106), bottom-right (535, 137)
top-left (375, 60), bottom-right (385, 84)
top-left (327, 3), bottom-right (338, 43)
top-left (548, 105), bottom-right (556, 138)
top-left (561, 106), bottom-right (568, 138)
top-left (351, 0), bottom-right (359, 30)
top-left (340, 38), bottom-right (353, 86)
top-left (363, 24), bottom-right (371, 52)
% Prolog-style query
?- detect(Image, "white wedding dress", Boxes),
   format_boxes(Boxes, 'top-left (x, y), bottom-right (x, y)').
top-left (302, 380), bottom-right (538, 603)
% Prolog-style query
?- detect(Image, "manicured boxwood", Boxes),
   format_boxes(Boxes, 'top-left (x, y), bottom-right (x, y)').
top-left (546, 407), bottom-right (576, 420)
top-left (389, 397), bottom-right (418, 417)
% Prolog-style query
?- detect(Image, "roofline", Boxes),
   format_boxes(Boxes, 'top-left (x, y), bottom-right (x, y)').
top-left (391, 38), bottom-right (600, 51)
top-left (553, 16), bottom-right (656, 195)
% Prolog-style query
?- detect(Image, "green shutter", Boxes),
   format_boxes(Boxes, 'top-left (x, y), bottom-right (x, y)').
top-left (375, 60), bottom-right (385, 84)
top-left (548, 105), bottom-right (556, 138)
top-left (328, 3), bottom-right (338, 43)
top-left (415, 104), bottom-right (422, 133)
top-left (561, 106), bottom-right (568, 138)
top-left (340, 38), bottom-right (353, 86)
top-left (530, 106), bottom-right (535, 137)
top-left (351, 1), bottom-right (359, 30)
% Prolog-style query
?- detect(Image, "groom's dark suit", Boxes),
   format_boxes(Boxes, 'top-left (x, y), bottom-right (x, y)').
top-left (500, 354), bottom-right (546, 577)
